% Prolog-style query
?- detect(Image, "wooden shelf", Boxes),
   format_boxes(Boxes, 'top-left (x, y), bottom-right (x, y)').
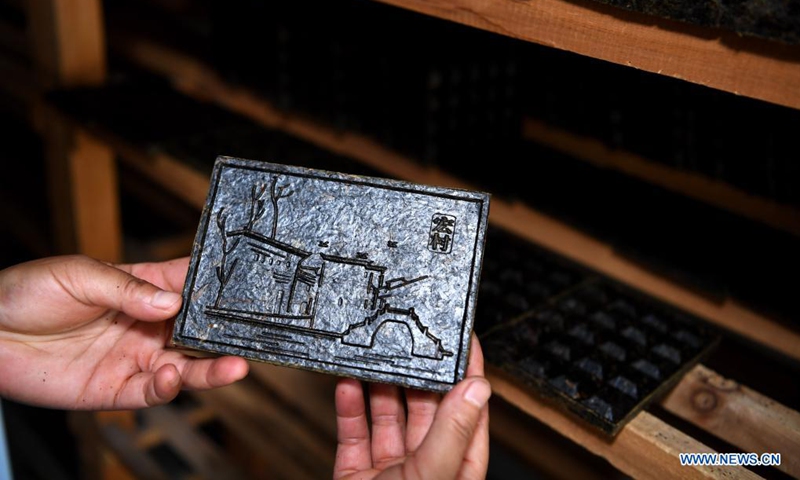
top-left (523, 117), bottom-right (800, 238)
top-left (373, 0), bottom-right (800, 110)
top-left (103, 35), bottom-right (800, 364)
top-left (17, 2), bottom-right (800, 478)
top-left (46, 73), bottom-right (800, 479)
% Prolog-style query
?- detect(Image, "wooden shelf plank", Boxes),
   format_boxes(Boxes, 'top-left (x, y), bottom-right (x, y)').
top-left (523, 118), bottom-right (800, 238)
top-left (661, 365), bottom-right (800, 478)
top-left (372, 0), bottom-right (800, 110)
top-left (488, 368), bottom-right (764, 480)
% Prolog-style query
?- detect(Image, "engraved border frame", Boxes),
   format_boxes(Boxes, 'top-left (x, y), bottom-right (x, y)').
top-left (171, 156), bottom-right (491, 392)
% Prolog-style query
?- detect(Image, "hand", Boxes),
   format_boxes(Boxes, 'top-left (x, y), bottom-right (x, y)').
top-left (0, 255), bottom-right (248, 410)
top-left (334, 336), bottom-right (490, 480)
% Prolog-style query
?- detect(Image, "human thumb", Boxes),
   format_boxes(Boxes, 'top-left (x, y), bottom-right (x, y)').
top-left (67, 256), bottom-right (183, 321)
top-left (406, 377), bottom-right (491, 479)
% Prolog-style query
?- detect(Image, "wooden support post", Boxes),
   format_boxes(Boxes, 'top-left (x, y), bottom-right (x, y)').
top-left (27, 0), bottom-right (107, 88)
top-left (66, 129), bottom-right (121, 261)
top-left (40, 122), bottom-right (122, 261)
top-left (27, 0), bottom-right (121, 262)
top-left (27, 2), bottom-right (127, 478)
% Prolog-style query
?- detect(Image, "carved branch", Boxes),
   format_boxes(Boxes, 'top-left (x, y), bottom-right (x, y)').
top-left (223, 258), bottom-right (240, 285)
top-left (246, 183), bottom-right (268, 231)
top-left (268, 176), bottom-right (295, 239)
top-left (225, 237), bottom-right (240, 255)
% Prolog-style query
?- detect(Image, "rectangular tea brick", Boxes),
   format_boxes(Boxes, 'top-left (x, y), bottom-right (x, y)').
top-left (172, 156), bottom-right (490, 391)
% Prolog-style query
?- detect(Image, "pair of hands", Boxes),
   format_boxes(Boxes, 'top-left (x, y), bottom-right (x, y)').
top-left (0, 255), bottom-right (490, 479)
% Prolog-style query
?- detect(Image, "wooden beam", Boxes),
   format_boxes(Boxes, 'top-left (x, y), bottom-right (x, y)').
top-left (67, 129), bottom-right (122, 261)
top-left (30, 121), bottom-right (122, 261)
top-left (523, 118), bottom-right (800, 238)
top-left (488, 368), bottom-right (764, 480)
top-left (27, 0), bottom-right (106, 87)
top-left (27, 0), bottom-right (121, 261)
top-left (661, 365), bottom-right (800, 478)
top-left (371, 0), bottom-right (800, 110)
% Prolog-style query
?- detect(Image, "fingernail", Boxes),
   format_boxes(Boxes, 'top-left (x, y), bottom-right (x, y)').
top-left (150, 290), bottom-right (181, 310)
top-left (463, 378), bottom-right (492, 408)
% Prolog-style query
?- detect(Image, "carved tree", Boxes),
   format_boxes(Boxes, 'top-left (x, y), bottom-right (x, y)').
top-left (269, 176), bottom-right (294, 239)
top-left (214, 207), bottom-right (241, 308)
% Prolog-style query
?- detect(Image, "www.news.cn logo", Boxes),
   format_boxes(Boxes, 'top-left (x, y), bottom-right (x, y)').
top-left (679, 453), bottom-right (781, 467)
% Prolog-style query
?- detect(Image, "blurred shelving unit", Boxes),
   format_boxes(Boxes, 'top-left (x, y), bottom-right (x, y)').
top-left (3, 0), bottom-right (800, 478)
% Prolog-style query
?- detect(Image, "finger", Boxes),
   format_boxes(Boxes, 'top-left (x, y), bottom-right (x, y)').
top-left (405, 377), bottom-right (491, 480)
top-left (118, 257), bottom-right (190, 293)
top-left (65, 256), bottom-right (183, 320)
top-left (149, 364), bottom-right (182, 405)
top-left (404, 389), bottom-right (439, 453)
top-left (369, 383), bottom-right (406, 469)
top-left (173, 355), bottom-right (249, 390)
top-left (109, 356), bottom-right (248, 409)
top-left (334, 378), bottom-right (372, 478)
top-left (110, 364), bottom-right (181, 409)
top-left (455, 335), bottom-right (490, 479)
top-left (457, 403), bottom-right (490, 480)
top-left (466, 334), bottom-right (484, 377)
